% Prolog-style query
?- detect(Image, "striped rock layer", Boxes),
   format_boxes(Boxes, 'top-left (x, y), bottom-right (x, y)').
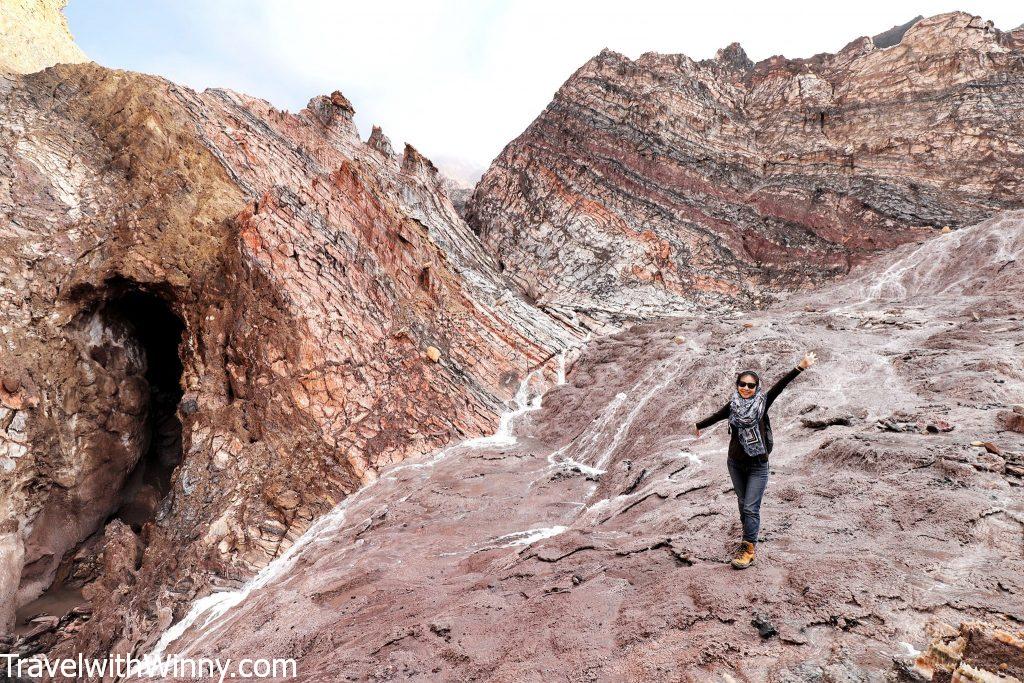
top-left (467, 12), bottom-right (1024, 321)
top-left (0, 63), bottom-right (579, 655)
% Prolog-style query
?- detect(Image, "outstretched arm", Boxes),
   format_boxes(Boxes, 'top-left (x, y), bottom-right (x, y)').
top-left (693, 403), bottom-right (729, 436)
top-left (766, 351), bottom-right (817, 409)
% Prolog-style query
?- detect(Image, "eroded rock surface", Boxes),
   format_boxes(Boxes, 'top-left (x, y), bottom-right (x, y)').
top-left (1, 5), bottom-right (1023, 681)
top-left (152, 213), bottom-right (1024, 679)
top-left (898, 620), bottom-right (1024, 681)
top-left (0, 0), bottom-right (86, 74)
top-left (467, 12), bottom-right (1024, 321)
top-left (0, 62), bottom-right (580, 659)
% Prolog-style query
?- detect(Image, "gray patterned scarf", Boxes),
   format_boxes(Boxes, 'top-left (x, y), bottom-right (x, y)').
top-left (729, 370), bottom-right (767, 457)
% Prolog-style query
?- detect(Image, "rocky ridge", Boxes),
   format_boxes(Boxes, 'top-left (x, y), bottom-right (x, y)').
top-left (0, 62), bottom-right (581, 660)
top-left (467, 13), bottom-right (1024, 321)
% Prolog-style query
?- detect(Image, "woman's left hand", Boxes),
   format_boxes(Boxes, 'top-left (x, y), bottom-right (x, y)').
top-left (798, 351), bottom-right (817, 369)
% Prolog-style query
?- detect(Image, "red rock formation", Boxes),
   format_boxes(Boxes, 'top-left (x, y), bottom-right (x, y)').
top-left (2, 5), bottom-right (1023, 680)
top-left (467, 12), bottom-right (1024, 321)
top-left (896, 620), bottom-right (1024, 681)
top-left (0, 62), bottom-right (581, 658)
top-left (145, 211), bottom-right (1024, 681)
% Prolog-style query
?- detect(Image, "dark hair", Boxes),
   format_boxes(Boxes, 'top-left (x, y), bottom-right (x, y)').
top-left (736, 370), bottom-right (760, 386)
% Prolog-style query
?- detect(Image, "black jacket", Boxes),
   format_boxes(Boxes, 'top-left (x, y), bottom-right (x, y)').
top-left (695, 366), bottom-right (803, 462)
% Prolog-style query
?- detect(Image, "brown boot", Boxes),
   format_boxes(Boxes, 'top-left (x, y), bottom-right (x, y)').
top-left (731, 541), bottom-right (756, 569)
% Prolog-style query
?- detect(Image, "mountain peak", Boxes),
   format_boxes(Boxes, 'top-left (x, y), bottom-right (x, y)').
top-left (715, 42), bottom-right (753, 71)
top-left (870, 15), bottom-right (924, 48)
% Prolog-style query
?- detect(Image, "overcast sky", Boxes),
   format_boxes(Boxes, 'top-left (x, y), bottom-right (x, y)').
top-left (66, 0), bottom-right (1021, 181)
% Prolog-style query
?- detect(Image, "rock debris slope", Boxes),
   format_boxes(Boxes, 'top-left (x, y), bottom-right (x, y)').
top-left (0, 62), bottom-right (580, 658)
top-left (466, 12), bottom-right (1024, 321)
top-left (155, 212), bottom-right (1024, 680)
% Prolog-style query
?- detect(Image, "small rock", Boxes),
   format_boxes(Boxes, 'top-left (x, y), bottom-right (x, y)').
top-left (0, 389), bottom-right (24, 410)
top-left (1, 373), bottom-right (21, 394)
top-left (425, 346), bottom-right (441, 363)
top-left (181, 397), bottom-right (199, 416)
top-left (800, 411), bottom-right (854, 430)
top-left (155, 605), bottom-right (174, 632)
top-left (53, 471), bottom-right (77, 488)
top-left (274, 489), bottom-right (301, 510)
top-left (923, 419), bottom-right (954, 433)
top-left (751, 614), bottom-right (777, 639)
top-left (997, 410), bottom-right (1024, 434)
top-left (980, 441), bottom-right (1002, 456)
top-left (973, 452), bottom-right (1005, 473)
top-left (118, 375), bottom-right (149, 415)
top-left (429, 622), bottom-right (452, 641)
top-left (208, 517), bottom-right (230, 539)
top-left (673, 335), bottom-right (686, 345)
top-left (877, 417), bottom-right (909, 432)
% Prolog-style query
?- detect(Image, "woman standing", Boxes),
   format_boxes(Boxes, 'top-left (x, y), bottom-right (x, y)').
top-left (693, 352), bottom-right (817, 569)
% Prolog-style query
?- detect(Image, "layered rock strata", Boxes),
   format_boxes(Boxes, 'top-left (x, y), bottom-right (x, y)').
top-left (150, 211), bottom-right (1024, 680)
top-left (2, 4), bottom-right (1023, 678)
top-left (467, 12), bottom-right (1024, 321)
top-left (0, 62), bottom-right (579, 659)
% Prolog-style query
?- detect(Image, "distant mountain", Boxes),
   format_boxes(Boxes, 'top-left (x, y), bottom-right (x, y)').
top-left (466, 12), bottom-right (1024, 322)
top-left (870, 15), bottom-right (924, 48)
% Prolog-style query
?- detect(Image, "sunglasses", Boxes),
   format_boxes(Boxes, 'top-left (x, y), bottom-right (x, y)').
top-left (737, 381), bottom-right (757, 389)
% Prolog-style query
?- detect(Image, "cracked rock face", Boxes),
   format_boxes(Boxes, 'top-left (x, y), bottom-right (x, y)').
top-left (152, 211), bottom-right (1024, 680)
top-left (1, 5), bottom-right (1023, 681)
top-left (0, 62), bottom-right (579, 657)
top-left (466, 12), bottom-right (1024, 321)
top-left (903, 620), bottom-right (1024, 681)
top-left (0, 0), bottom-right (86, 74)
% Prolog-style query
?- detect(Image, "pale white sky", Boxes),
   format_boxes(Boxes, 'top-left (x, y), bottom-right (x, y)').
top-left (66, 0), bottom-right (1021, 181)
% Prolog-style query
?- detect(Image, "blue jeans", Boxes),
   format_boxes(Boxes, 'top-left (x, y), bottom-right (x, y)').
top-left (727, 457), bottom-right (769, 543)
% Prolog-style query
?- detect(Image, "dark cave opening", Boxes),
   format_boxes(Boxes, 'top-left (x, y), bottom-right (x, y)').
top-left (102, 284), bottom-right (186, 529)
top-left (14, 282), bottom-right (187, 637)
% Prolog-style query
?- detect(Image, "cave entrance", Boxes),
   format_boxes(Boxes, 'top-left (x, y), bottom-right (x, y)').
top-left (13, 281), bottom-right (187, 637)
top-left (102, 283), bottom-right (186, 529)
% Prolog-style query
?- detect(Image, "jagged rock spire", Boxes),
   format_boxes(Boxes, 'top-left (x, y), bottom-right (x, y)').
top-left (367, 125), bottom-right (395, 157)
